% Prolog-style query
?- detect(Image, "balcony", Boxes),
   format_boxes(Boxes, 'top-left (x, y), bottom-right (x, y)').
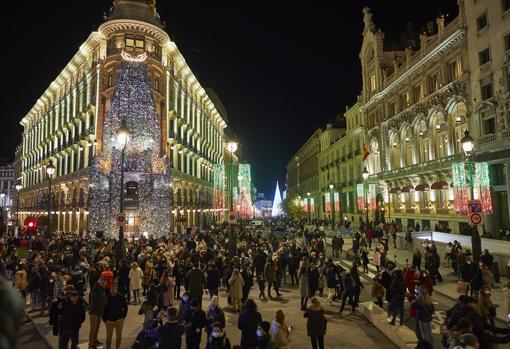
top-left (381, 153), bottom-right (462, 180)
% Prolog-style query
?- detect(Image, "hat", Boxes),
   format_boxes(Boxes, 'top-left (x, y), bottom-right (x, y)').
top-left (259, 321), bottom-right (270, 333)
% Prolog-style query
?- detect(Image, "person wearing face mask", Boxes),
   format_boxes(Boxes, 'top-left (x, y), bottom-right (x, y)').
top-left (206, 296), bottom-right (225, 337)
top-left (256, 321), bottom-right (277, 349)
top-left (178, 292), bottom-right (191, 324)
top-left (205, 322), bottom-right (231, 349)
top-left (146, 307), bottom-right (185, 349)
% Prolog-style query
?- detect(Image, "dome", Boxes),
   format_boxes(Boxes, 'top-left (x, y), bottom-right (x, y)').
top-left (107, 0), bottom-right (162, 27)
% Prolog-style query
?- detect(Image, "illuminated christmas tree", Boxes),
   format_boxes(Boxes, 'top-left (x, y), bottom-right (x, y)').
top-left (89, 53), bottom-right (172, 236)
top-left (271, 181), bottom-right (282, 217)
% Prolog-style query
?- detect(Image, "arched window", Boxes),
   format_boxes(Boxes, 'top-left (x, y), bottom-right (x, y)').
top-left (389, 131), bottom-right (401, 170)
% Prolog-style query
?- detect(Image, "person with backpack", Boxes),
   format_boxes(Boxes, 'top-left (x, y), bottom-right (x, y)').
top-left (184, 298), bottom-right (207, 349)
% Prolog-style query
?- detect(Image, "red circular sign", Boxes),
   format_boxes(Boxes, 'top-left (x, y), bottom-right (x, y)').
top-left (470, 213), bottom-right (482, 225)
top-left (117, 214), bottom-right (126, 224)
top-left (229, 214), bottom-right (236, 220)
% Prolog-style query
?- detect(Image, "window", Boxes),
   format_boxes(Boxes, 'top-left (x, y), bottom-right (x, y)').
top-left (125, 34), bottom-right (145, 52)
top-left (479, 48), bottom-right (491, 66)
top-left (505, 33), bottom-right (510, 51)
top-left (428, 73), bottom-right (439, 93)
top-left (154, 76), bottom-right (160, 91)
top-left (447, 58), bottom-right (462, 82)
top-left (388, 102), bottom-right (396, 116)
top-left (107, 74), bottom-right (113, 88)
top-left (370, 74), bottom-right (376, 92)
top-left (412, 84), bottom-right (423, 102)
top-left (503, 0), bottom-right (510, 12)
top-left (480, 79), bottom-right (493, 100)
top-left (481, 108), bottom-right (496, 135)
top-left (154, 43), bottom-right (162, 59)
top-left (477, 12), bottom-right (488, 31)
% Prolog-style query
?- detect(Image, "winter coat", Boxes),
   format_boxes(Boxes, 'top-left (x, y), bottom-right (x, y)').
top-left (161, 278), bottom-right (175, 307)
top-left (299, 268), bottom-right (310, 298)
top-left (371, 280), bottom-right (385, 299)
top-left (205, 334), bottom-right (232, 349)
top-left (304, 303), bottom-right (326, 337)
top-left (228, 274), bottom-right (244, 299)
top-left (317, 264), bottom-right (325, 290)
top-left (146, 321), bottom-right (185, 349)
top-left (372, 251), bottom-right (381, 266)
top-left (270, 321), bottom-right (289, 349)
top-left (58, 297), bottom-right (86, 332)
top-left (264, 264), bottom-right (277, 283)
top-left (129, 267), bottom-right (143, 290)
top-left (103, 294), bottom-right (128, 321)
top-left (207, 267), bottom-right (221, 290)
top-left (237, 308), bottom-right (262, 348)
top-left (89, 283), bottom-right (107, 316)
top-left (187, 268), bottom-right (206, 300)
top-left (308, 268), bottom-right (319, 295)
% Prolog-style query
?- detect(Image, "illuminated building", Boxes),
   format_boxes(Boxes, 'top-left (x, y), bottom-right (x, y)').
top-left (17, 0), bottom-right (229, 235)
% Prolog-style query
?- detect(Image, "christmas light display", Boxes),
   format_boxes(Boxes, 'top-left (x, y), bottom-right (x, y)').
top-left (271, 181), bottom-right (282, 217)
top-left (475, 162), bottom-right (493, 214)
top-left (333, 192), bottom-right (340, 212)
top-left (324, 193), bottom-right (331, 213)
top-left (236, 164), bottom-right (253, 219)
top-left (213, 164), bottom-right (226, 212)
top-left (356, 183), bottom-right (364, 211)
top-left (452, 163), bottom-right (468, 214)
top-left (89, 59), bottom-right (172, 237)
top-left (369, 184), bottom-right (377, 211)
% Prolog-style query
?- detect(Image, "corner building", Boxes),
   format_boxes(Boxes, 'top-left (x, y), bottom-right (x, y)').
top-left (18, 0), bottom-right (228, 236)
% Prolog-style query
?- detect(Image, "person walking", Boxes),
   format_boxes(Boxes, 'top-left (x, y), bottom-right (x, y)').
top-left (184, 298), bottom-right (207, 349)
top-left (103, 285), bottom-right (128, 349)
top-left (238, 299), bottom-right (262, 349)
top-left (205, 322), bottom-right (232, 349)
top-left (298, 258), bottom-right (310, 310)
top-left (411, 286), bottom-right (435, 347)
top-left (146, 307), bottom-right (185, 349)
top-left (388, 269), bottom-right (407, 326)
top-left (372, 248), bottom-right (381, 272)
top-left (228, 268), bottom-right (244, 312)
top-left (129, 262), bottom-right (143, 305)
top-left (117, 259), bottom-right (130, 302)
top-left (14, 263), bottom-right (28, 303)
top-left (88, 277), bottom-right (108, 349)
top-left (56, 290), bottom-right (86, 349)
top-left (264, 260), bottom-right (280, 299)
top-left (372, 274), bottom-right (385, 308)
top-left (304, 297), bottom-right (327, 349)
top-left (207, 262), bottom-right (221, 298)
top-left (187, 263), bottom-right (206, 306)
top-left (412, 249), bottom-right (422, 271)
top-left (270, 310), bottom-right (290, 349)
top-left (160, 270), bottom-right (175, 308)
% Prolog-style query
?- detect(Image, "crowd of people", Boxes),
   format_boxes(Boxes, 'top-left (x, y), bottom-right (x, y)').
top-left (0, 218), bottom-right (509, 349)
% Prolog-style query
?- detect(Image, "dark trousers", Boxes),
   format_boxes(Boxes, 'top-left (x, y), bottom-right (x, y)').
top-left (186, 333), bottom-right (201, 349)
top-left (340, 293), bottom-right (355, 312)
top-left (268, 282), bottom-right (279, 297)
top-left (175, 282), bottom-right (181, 298)
top-left (310, 336), bottom-right (324, 349)
top-left (375, 297), bottom-right (383, 308)
top-left (289, 272), bottom-right (297, 285)
top-left (58, 329), bottom-right (79, 349)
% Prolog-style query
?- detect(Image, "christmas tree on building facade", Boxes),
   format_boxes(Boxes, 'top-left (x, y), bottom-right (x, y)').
top-left (89, 52), bottom-right (172, 237)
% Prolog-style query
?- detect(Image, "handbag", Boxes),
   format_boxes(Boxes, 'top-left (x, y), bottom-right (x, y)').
top-left (456, 280), bottom-right (468, 294)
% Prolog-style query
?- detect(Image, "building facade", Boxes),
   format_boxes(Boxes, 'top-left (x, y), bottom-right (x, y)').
top-left (0, 164), bottom-right (16, 229)
top-left (17, 0), bottom-right (229, 236)
top-left (286, 129), bottom-right (321, 219)
top-left (464, 0), bottom-right (510, 234)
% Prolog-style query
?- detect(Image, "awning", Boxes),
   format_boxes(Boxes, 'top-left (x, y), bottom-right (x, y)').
top-left (401, 186), bottom-right (415, 193)
top-left (431, 181), bottom-right (449, 190)
top-left (389, 187), bottom-right (401, 193)
top-left (415, 184), bottom-right (430, 192)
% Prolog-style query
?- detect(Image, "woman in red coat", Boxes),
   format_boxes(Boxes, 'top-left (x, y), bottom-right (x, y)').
top-left (418, 270), bottom-right (434, 296)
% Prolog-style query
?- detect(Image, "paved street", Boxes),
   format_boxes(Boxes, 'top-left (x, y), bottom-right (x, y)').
top-left (29, 281), bottom-right (397, 349)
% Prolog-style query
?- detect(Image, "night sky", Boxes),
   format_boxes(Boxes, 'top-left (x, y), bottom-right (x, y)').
top-left (3, 0), bottom-right (458, 197)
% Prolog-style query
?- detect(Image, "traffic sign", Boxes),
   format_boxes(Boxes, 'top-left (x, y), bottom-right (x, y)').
top-left (228, 211), bottom-right (237, 224)
top-left (469, 212), bottom-right (483, 225)
top-left (116, 213), bottom-right (126, 226)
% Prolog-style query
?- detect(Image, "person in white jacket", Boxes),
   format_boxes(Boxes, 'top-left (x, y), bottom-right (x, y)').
top-left (271, 309), bottom-right (290, 349)
top-left (372, 248), bottom-right (381, 272)
top-left (129, 262), bottom-right (143, 304)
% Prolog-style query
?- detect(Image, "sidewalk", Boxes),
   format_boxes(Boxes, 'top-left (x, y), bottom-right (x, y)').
top-left (325, 236), bottom-right (508, 322)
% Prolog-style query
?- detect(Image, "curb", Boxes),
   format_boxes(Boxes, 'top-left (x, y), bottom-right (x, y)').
top-left (24, 308), bottom-right (54, 349)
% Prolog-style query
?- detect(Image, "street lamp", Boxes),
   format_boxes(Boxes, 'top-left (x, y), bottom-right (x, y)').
top-left (15, 181), bottom-right (22, 227)
top-left (461, 130), bottom-right (475, 199)
top-left (226, 141), bottom-right (238, 213)
top-left (46, 160), bottom-right (55, 238)
top-left (329, 183), bottom-right (335, 229)
top-left (307, 192), bottom-right (311, 223)
top-left (117, 120), bottom-right (130, 260)
top-left (362, 167), bottom-right (370, 227)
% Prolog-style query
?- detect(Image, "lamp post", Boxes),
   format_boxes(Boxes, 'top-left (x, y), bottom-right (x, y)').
top-left (46, 160), bottom-right (55, 238)
top-left (329, 183), bottom-right (335, 229)
top-left (117, 120), bottom-right (130, 260)
top-left (15, 181), bottom-right (22, 227)
top-left (226, 141), bottom-right (238, 214)
top-left (461, 130), bottom-right (475, 199)
top-left (362, 167), bottom-right (370, 228)
top-left (307, 192), bottom-right (311, 224)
